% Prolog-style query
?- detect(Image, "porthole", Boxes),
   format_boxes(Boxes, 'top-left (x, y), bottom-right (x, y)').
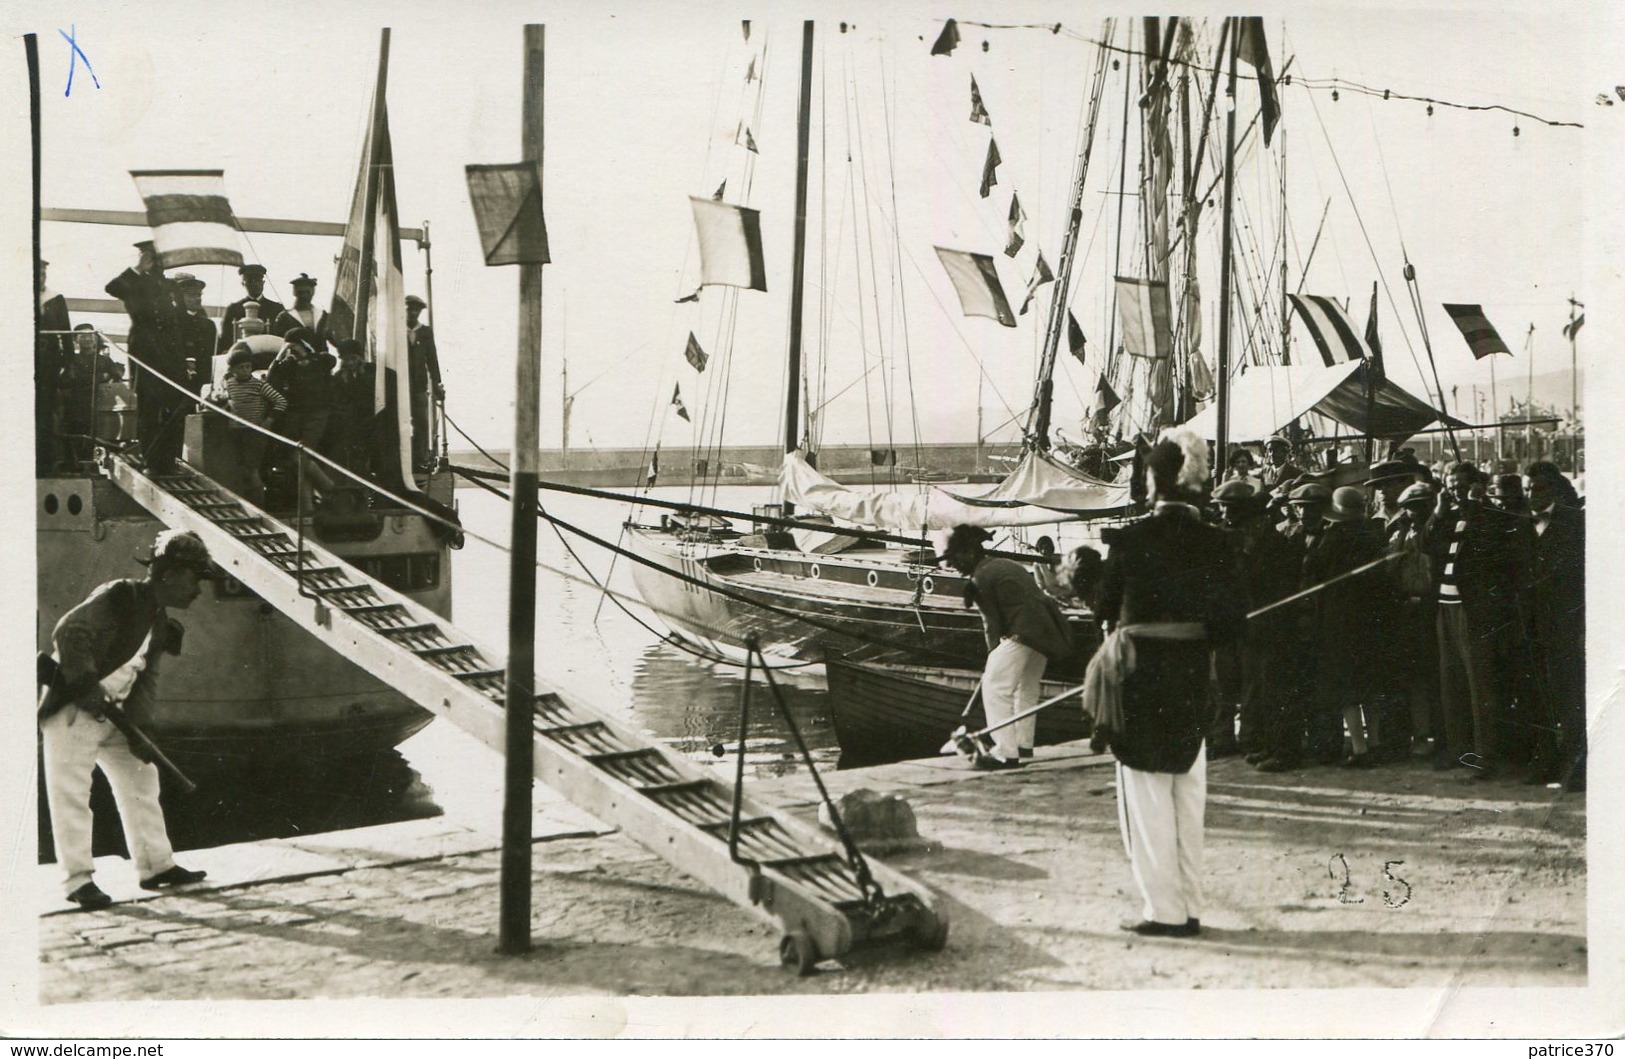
top-left (866, 570), bottom-right (879, 587)
top-left (922, 576), bottom-right (935, 594)
top-left (66, 494), bottom-right (83, 515)
top-left (43, 494), bottom-right (58, 515)
top-left (808, 563), bottom-right (821, 580)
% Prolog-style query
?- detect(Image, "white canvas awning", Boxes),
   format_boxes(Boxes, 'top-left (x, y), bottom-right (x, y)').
top-left (1179, 361), bottom-right (1462, 441)
top-left (939, 449), bottom-right (1134, 514)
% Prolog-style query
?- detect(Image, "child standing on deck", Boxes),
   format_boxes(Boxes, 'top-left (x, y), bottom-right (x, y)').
top-left (220, 343), bottom-right (285, 506)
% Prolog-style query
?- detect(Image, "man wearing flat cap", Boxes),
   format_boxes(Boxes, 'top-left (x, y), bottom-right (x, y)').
top-left (1260, 435), bottom-right (1305, 491)
top-left (1253, 481), bottom-right (1332, 772)
top-left (1211, 479), bottom-right (1299, 761)
top-left (38, 530), bottom-right (218, 910)
top-left (271, 273), bottom-right (329, 350)
top-left (216, 264), bottom-right (287, 355)
top-left (170, 274), bottom-right (216, 399)
top-left (106, 241), bottom-right (187, 474)
top-left (405, 294), bottom-right (442, 471)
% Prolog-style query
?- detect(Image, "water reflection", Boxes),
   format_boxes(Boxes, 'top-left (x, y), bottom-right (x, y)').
top-left (629, 640), bottom-right (841, 779)
top-left (38, 749), bottom-right (440, 863)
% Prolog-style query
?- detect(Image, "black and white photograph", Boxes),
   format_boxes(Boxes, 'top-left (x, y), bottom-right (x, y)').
top-left (3, 0), bottom-right (1620, 1042)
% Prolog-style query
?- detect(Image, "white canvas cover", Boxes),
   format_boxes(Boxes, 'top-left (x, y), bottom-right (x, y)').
top-left (779, 451), bottom-right (1091, 530)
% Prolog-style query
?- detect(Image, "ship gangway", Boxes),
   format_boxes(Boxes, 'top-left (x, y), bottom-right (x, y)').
top-left (103, 452), bottom-right (947, 972)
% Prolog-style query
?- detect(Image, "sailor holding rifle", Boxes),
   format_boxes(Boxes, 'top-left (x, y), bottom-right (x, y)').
top-left (39, 530), bottom-right (218, 909)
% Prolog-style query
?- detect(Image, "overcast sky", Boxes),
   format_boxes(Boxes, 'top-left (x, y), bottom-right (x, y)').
top-left (6, 1), bottom-right (1621, 457)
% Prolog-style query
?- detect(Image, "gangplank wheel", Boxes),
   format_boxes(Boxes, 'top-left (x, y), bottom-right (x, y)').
top-left (908, 909), bottom-right (950, 952)
top-left (779, 931), bottom-right (819, 976)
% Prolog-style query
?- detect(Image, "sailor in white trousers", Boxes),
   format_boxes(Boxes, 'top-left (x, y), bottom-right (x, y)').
top-left (1116, 750), bottom-right (1207, 927)
top-left (1089, 429), bottom-right (1245, 937)
top-left (38, 531), bottom-right (217, 909)
top-left (41, 638), bottom-right (179, 899)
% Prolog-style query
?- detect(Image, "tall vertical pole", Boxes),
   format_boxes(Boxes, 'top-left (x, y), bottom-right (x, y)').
top-left (783, 21), bottom-right (814, 460)
top-left (500, 23), bottom-right (545, 957)
top-left (1214, 20), bottom-right (1240, 481)
top-left (1525, 323), bottom-right (1535, 462)
top-left (1489, 355), bottom-right (1499, 466)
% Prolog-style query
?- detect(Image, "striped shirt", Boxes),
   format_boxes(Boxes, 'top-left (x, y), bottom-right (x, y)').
top-left (225, 375), bottom-right (286, 427)
top-left (1437, 511), bottom-right (1468, 604)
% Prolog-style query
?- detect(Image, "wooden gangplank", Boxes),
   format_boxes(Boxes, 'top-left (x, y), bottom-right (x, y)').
top-left (103, 453), bottom-right (946, 971)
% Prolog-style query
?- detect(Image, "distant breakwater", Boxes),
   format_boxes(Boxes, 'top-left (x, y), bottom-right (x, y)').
top-left (448, 443), bottom-right (1015, 488)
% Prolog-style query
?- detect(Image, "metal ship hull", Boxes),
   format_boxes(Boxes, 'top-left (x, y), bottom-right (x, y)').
top-left (36, 431), bottom-right (457, 773)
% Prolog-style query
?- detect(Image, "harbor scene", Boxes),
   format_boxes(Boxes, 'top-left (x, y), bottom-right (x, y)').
top-left (9, 3), bottom-right (1618, 1042)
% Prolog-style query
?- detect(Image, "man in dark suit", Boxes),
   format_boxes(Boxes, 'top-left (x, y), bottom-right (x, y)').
top-left (216, 264), bottom-right (286, 354)
top-left (1091, 429), bottom-right (1245, 937)
top-left (170, 273), bottom-right (216, 399)
top-left (105, 241), bottom-right (187, 474)
top-left (405, 294), bottom-right (442, 470)
top-left (1428, 460), bottom-right (1525, 780)
top-left (37, 259), bottom-right (73, 476)
top-left (1524, 462), bottom-right (1585, 790)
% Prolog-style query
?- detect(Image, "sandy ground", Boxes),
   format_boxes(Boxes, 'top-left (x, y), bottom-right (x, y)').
top-left (34, 745), bottom-right (1587, 1015)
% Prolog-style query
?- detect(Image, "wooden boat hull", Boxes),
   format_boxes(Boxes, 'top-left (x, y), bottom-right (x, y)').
top-left (826, 659), bottom-right (1091, 768)
top-left (624, 523), bottom-right (1101, 678)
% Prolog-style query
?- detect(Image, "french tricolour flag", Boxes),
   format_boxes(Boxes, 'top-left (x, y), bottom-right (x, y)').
top-left (130, 170), bottom-right (245, 269)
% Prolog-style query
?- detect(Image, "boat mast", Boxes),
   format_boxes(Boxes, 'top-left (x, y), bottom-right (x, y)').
top-left (783, 21), bottom-right (815, 461)
top-left (1024, 21), bottom-right (1115, 451)
top-left (1214, 19), bottom-right (1241, 480)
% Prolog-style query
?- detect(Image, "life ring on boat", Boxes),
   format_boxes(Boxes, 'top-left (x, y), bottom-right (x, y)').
top-left (866, 570), bottom-right (879, 587)
top-left (808, 563), bottom-right (821, 580)
top-left (921, 576), bottom-right (935, 595)
top-left (753, 557), bottom-right (762, 571)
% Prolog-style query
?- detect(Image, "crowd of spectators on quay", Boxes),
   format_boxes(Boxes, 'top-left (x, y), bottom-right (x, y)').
top-left (1042, 438), bottom-right (1585, 793)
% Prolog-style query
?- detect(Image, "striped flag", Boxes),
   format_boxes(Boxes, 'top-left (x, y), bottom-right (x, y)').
top-left (1442, 303), bottom-right (1511, 359)
top-left (935, 247), bottom-right (1017, 327)
top-left (1364, 281), bottom-right (1385, 382)
top-left (1115, 276), bottom-right (1173, 359)
top-left (970, 76), bottom-right (991, 125)
top-left (1005, 194), bottom-right (1026, 258)
top-left (1093, 375), bottom-right (1121, 416)
top-left (1287, 293), bottom-right (1374, 366)
top-left (689, 197), bottom-right (767, 291)
top-left (671, 383), bottom-right (690, 422)
top-left (1019, 253), bottom-right (1054, 316)
top-left (1067, 311), bottom-right (1086, 365)
top-left (1237, 18), bottom-right (1280, 147)
top-left (646, 446), bottom-right (660, 487)
top-left (129, 170), bottom-right (244, 269)
top-left (980, 139), bottom-right (1001, 198)
top-left (683, 331), bottom-right (708, 372)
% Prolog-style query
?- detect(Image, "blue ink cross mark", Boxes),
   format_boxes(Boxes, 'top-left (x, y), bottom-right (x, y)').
top-left (59, 25), bottom-right (101, 97)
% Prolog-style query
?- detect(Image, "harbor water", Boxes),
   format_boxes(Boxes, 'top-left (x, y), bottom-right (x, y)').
top-left (46, 484), bottom-right (842, 862)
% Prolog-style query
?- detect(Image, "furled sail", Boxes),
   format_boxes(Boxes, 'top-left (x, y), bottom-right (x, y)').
top-left (779, 451), bottom-right (1096, 530)
top-left (939, 449), bottom-right (1134, 514)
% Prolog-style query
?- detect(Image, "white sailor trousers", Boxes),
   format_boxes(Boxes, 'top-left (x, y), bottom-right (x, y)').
top-left (1116, 748), bottom-right (1206, 925)
top-left (982, 637), bottom-right (1046, 758)
top-left (41, 705), bottom-right (178, 895)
